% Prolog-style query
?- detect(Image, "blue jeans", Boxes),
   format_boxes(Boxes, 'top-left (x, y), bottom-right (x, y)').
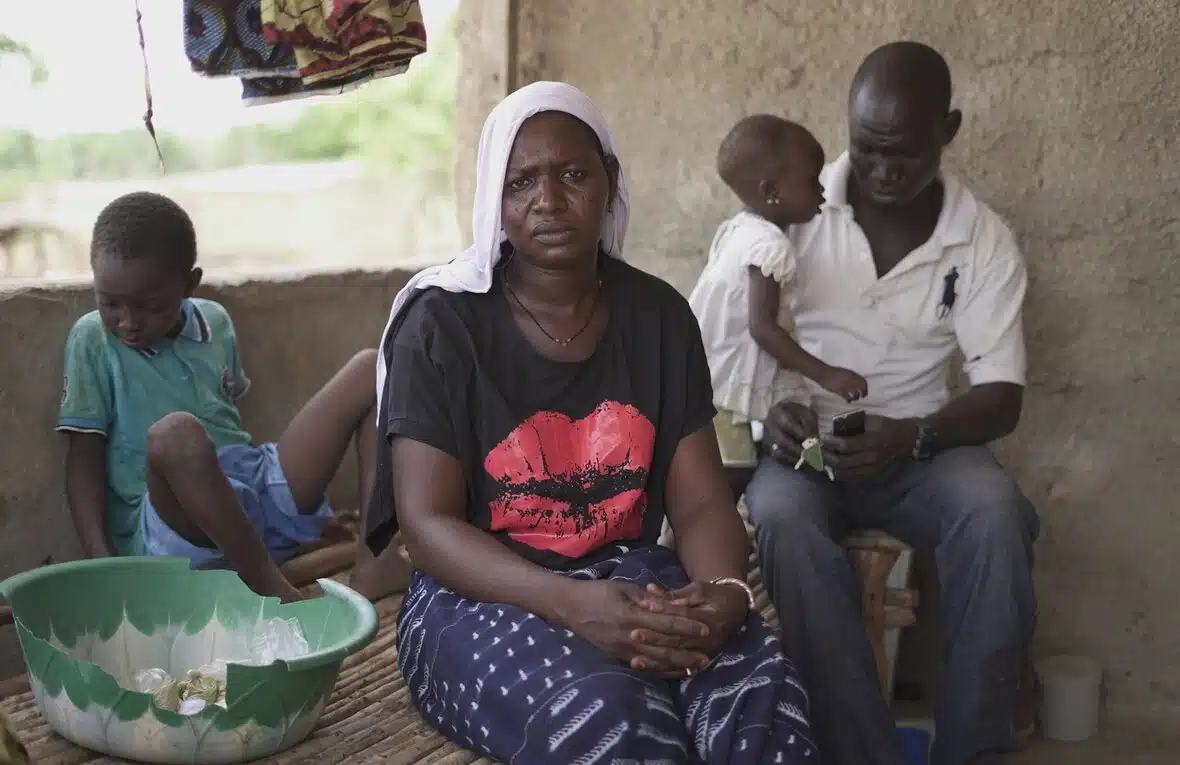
top-left (745, 446), bottom-right (1039, 765)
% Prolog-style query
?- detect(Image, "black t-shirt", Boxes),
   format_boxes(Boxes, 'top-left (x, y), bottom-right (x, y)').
top-left (366, 256), bottom-right (716, 571)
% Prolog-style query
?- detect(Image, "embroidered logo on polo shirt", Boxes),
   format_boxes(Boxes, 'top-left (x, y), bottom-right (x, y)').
top-left (937, 267), bottom-right (960, 319)
top-left (62, 376), bottom-right (68, 405)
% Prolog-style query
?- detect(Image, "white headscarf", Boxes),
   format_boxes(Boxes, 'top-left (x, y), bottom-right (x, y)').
top-left (375, 81), bottom-right (630, 407)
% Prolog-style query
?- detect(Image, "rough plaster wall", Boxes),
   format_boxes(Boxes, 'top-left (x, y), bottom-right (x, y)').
top-left (457, 0), bottom-right (1180, 716)
top-left (0, 270), bottom-right (413, 678)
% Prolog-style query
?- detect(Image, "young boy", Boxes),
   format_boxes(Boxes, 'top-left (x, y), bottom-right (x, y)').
top-left (58, 191), bottom-right (403, 602)
top-left (689, 115), bottom-right (868, 465)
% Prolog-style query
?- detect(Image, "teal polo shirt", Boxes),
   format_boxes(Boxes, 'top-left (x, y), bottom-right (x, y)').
top-left (57, 298), bottom-right (252, 555)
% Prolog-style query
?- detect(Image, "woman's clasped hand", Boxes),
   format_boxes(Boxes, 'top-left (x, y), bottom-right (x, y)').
top-left (554, 578), bottom-right (750, 678)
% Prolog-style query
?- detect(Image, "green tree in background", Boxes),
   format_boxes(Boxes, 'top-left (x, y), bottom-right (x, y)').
top-left (0, 37), bottom-right (46, 200)
top-left (222, 18), bottom-right (459, 184)
top-left (0, 35), bottom-right (48, 84)
top-left (0, 21), bottom-right (457, 200)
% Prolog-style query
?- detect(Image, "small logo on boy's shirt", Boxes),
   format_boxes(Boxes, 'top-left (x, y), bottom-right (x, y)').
top-left (62, 376), bottom-right (68, 404)
top-left (220, 368), bottom-right (238, 400)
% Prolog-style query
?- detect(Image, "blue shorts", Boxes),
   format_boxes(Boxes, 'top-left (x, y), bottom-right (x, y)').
top-left (139, 442), bottom-right (334, 569)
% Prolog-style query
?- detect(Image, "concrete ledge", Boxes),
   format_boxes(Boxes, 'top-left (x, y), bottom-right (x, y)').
top-left (0, 267), bottom-right (419, 579)
top-left (0, 268), bottom-right (419, 677)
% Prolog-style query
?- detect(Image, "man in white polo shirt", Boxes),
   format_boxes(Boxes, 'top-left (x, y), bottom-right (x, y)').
top-left (745, 42), bottom-right (1039, 765)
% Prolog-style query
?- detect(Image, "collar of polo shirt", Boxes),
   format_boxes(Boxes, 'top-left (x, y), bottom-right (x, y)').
top-left (786, 152), bottom-right (1027, 429)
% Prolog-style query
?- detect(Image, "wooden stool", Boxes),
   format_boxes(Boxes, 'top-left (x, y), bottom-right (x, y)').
top-left (704, 467), bottom-right (921, 705)
top-left (844, 531), bottom-right (919, 702)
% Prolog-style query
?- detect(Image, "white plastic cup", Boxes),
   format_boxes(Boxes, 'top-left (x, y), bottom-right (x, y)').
top-left (1038, 654), bottom-right (1102, 742)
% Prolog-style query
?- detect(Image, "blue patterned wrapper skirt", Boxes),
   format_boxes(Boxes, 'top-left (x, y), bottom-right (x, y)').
top-left (396, 544), bottom-right (821, 764)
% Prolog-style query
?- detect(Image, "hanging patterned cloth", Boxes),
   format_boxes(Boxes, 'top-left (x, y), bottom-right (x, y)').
top-left (185, 0), bottom-right (298, 78)
top-left (262, 0), bottom-right (427, 87)
top-left (181, 0), bottom-right (427, 105)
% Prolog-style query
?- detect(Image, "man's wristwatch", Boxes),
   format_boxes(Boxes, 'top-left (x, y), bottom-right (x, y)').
top-left (709, 577), bottom-right (756, 611)
top-left (912, 422), bottom-right (938, 461)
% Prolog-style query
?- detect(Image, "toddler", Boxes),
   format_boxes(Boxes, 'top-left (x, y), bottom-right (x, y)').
top-left (689, 115), bottom-right (867, 464)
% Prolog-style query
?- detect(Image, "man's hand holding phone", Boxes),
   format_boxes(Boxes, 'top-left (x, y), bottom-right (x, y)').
top-left (766, 404), bottom-right (918, 481)
top-left (831, 409), bottom-right (866, 438)
top-left (824, 411), bottom-right (918, 481)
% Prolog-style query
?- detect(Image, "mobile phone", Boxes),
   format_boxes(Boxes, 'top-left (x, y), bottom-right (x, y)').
top-left (832, 409), bottom-right (866, 437)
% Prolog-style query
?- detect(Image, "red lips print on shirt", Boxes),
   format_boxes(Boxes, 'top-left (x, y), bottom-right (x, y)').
top-left (483, 401), bottom-right (655, 559)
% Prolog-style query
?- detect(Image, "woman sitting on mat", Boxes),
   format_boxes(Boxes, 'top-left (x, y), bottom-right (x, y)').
top-left (362, 81), bottom-right (820, 764)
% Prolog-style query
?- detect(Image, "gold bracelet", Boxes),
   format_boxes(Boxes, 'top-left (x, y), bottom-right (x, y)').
top-left (708, 577), bottom-right (755, 610)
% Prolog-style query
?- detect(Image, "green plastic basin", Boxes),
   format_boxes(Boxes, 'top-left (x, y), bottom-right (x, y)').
top-left (0, 556), bottom-right (379, 764)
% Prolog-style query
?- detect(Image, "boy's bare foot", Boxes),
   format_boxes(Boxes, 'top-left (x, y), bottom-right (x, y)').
top-left (239, 566), bottom-right (305, 603)
top-left (349, 544), bottom-right (412, 602)
top-left (276, 584), bottom-right (306, 603)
